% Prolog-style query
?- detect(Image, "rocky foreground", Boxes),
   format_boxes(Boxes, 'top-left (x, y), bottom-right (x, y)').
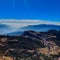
top-left (0, 30), bottom-right (60, 60)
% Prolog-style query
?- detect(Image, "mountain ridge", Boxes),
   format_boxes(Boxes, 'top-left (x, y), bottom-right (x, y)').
top-left (0, 24), bottom-right (16, 35)
top-left (19, 24), bottom-right (60, 32)
top-left (6, 24), bottom-right (60, 35)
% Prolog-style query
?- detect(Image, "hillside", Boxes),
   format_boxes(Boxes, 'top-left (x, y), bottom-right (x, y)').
top-left (0, 30), bottom-right (60, 60)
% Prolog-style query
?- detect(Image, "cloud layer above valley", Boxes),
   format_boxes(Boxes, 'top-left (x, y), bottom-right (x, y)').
top-left (0, 19), bottom-right (60, 28)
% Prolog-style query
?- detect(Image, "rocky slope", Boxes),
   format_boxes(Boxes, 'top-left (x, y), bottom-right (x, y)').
top-left (0, 30), bottom-right (60, 60)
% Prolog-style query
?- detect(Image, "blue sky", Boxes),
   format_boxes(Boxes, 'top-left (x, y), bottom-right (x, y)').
top-left (0, 0), bottom-right (60, 22)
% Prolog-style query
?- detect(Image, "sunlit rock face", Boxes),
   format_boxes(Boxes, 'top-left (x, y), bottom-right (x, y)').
top-left (58, 57), bottom-right (60, 60)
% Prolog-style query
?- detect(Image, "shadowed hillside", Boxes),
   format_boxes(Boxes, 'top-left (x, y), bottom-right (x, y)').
top-left (0, 30), bottom-right (60, 60)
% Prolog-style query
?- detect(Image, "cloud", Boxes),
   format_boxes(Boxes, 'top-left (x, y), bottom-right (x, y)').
top-left (0, 19), bottom-right (60, 28)
top-left (0, 19), bottom-right (40, 23)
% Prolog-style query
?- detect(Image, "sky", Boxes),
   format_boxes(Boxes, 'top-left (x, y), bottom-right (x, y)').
top-left (0, 0), bottom-right (60, 27)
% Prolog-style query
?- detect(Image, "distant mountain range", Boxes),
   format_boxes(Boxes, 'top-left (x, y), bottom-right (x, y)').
top-left (6, 31), bottom-right (23, 36)
top-left (0, 24), bottom-right (11, 34)
top-left (0, 24), bottom-right (60, 35)
top-left (0, 24), bottom-right (16, 35)
top-left (20, 24), bottom-right (60, 32)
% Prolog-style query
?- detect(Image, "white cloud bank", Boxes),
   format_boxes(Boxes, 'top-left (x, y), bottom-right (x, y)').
top-left (0, 19), bottom-right (60, 28)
